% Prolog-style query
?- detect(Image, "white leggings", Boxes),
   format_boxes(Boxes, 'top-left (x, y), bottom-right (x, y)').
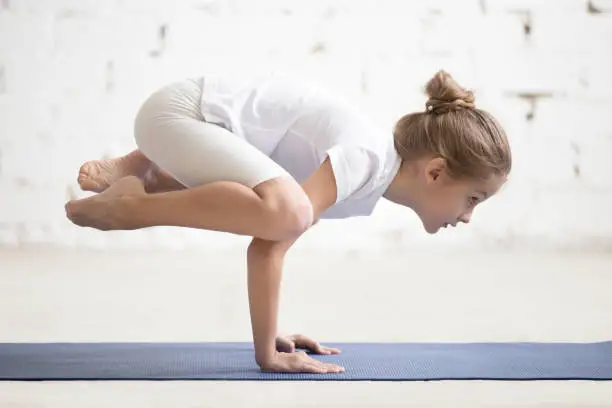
top-left (133, 78), bottom-right (288, 189)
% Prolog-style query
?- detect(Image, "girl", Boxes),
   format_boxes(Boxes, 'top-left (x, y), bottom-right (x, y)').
top-left (65, 70), bottom-right (511, 374)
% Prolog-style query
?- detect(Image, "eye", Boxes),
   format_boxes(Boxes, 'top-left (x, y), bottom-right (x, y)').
top-left (468, 196), bottom-right (479, 206)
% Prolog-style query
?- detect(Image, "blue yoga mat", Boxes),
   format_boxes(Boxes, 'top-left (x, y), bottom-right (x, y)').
top-left (1, 342), bottom-right (611, 381)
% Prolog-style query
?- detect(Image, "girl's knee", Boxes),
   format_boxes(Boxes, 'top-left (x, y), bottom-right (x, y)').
top-left (133, 81), bottom-right (197, 151)
top-left (133, 93), bottom-right (161, 153)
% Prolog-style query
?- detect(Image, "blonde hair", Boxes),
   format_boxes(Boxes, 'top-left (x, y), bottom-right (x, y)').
top-left (393, 70), bottom-right (511, 180)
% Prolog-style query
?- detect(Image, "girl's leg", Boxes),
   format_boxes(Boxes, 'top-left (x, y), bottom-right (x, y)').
top-left (65, 79), bottom-right (313, 241)
top-left (66, 172), bottom-right (311, 241)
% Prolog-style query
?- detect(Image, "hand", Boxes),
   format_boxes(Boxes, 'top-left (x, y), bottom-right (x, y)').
top-left (259, 350), bottom-right (345, 374)
top-left (275, 333), bottom-right (341, 355)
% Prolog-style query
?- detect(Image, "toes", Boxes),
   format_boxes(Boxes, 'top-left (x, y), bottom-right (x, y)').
top-left (64, 198), bottom-right (110, 230)
top-left (78, 162), bottom-right (104, 192)
top-left (64, 201), bottom-right (73, 219)
top-left (78, 162), bottom-right (98, 179)
top-left (64, 200), bottom-right (83, 226)
top-left (77, 174), bottom-right (102, 193)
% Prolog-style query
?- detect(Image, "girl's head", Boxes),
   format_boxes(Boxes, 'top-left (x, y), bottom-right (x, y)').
top-left (388, 70), bottom-right (511, 234)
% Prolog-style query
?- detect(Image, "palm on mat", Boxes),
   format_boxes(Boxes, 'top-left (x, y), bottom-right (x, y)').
top-left (263, 334), bottom-right (345, 374)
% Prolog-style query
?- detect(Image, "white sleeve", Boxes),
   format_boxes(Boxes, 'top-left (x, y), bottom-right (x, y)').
top-left (325, 145), bottom-right (381, 204)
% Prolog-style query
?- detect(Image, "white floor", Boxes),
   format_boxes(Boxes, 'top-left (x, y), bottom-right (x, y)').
top-left (1, 248), bottom-right (611, 407)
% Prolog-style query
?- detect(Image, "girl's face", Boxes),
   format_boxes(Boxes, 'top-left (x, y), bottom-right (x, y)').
top-left (417, 171), bottom-right (506, 234)
top-left (388, 157), bottom-right (507, 234)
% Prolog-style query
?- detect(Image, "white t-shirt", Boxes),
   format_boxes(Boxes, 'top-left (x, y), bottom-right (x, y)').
top-left (198, 72), bottom-right (401, 219)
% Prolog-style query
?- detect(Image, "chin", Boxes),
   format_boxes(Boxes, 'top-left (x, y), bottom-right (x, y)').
top-left (423, 221), bottom-right (441, 235)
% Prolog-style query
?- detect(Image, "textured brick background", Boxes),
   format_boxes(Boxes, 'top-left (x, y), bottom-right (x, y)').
top-left (0, 0), bottom-right (611, 251)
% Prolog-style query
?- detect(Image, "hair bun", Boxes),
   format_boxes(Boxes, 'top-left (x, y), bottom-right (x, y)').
top-left (425, 70), bottom-right (475, 114)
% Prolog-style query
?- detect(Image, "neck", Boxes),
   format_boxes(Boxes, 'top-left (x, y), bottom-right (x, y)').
top-left (382, 160), bottom-right (420, 208)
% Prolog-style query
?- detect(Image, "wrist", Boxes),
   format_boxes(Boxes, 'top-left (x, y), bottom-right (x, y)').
top-left (255, 350), bottom-right (278, 367)
top-left (254, 336), bottom-right (278, 364)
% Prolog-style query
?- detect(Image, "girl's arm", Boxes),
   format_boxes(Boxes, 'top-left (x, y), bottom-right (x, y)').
top-left (247, 157), bottom-right (339, 371)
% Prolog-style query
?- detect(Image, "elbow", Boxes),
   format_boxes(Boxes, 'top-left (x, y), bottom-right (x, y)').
top-left (267, 196), bottom-right (313, 240)
top-left (285, 199), bottom-right (314, 236)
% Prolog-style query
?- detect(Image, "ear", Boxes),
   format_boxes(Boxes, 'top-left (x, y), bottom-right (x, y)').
top-left (424, 157), bottom-right (446, 184)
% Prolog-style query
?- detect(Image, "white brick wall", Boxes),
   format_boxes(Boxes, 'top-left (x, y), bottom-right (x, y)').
top-left (1, 0), bottom-right (611, 251)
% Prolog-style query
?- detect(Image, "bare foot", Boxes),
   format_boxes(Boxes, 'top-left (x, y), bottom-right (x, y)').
top-left (78, 153), bottom-right (150, 193)
top-left (65, 176), bottom-right (146, 230)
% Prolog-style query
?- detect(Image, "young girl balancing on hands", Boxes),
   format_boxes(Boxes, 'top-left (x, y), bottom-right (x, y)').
top-left (65, 70), bottom-right (511, 374)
